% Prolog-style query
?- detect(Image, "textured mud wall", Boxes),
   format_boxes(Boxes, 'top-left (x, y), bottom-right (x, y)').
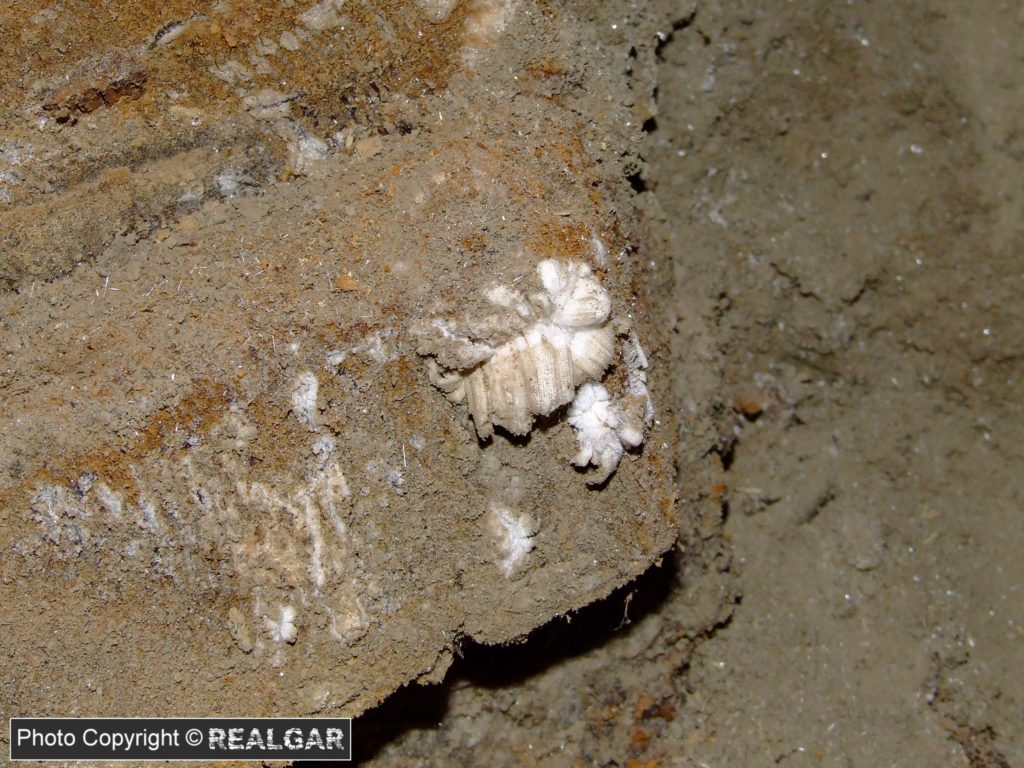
top-left (336, 1), bottom-right (1024, 765)
top-left (0, 0), bottom-right (471, 291)
top-left (0, 0), bottom-right (688, 744)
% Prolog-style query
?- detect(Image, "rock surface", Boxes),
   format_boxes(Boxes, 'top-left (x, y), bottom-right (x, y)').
top-left (0, 0), bottom-right (688, 740)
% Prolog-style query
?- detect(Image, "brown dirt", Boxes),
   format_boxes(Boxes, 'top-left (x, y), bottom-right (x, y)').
top-left (2, 1), bottom-right (1023, 766)
top-left (333, 1), bottom-right (1024, 766)
top-left (0, 1), bottom-right (682, 756)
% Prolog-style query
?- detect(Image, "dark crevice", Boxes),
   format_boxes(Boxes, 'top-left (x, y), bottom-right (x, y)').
top-left (711, 428), bottom-right (736, 472)
top-left (627, 171), bottom-right (649, 193)
top-left (655, 9), bottom-right (698, 61)
top-left (296, 555), bottom-right (680, 766)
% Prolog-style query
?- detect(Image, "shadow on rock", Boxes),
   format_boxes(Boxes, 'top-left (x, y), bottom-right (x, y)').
top-left (296, 550), bottom-right (680, 766)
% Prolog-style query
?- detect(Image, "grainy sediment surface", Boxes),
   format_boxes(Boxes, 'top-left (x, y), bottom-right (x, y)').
top-left (0, 1), bottom-right (685, 754)
top-left (338, 1), bottom-right (1024, 766)
top-left (3, 1), bottom-right (1023, 766)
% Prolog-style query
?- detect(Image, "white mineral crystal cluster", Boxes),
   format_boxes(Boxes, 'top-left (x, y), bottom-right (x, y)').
top-left (417, 258), bottom-right (652, 484)
top-left (568, 381), bottom-right (645, 485)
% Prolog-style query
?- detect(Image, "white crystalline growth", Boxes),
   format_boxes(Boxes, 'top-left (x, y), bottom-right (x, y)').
top-left (297, 0), bottom-right (345, 31)
top-left (419, 257), bottom-right (655, 484)
top-left (414, 0), bottom-right (460, 23)
top-left (622, 331), bottom-right (655, 427)
top-left (291, 133), bottom-right (329, 174)
top-left (568, 382), bottom-right (645, 485)
top-left (291, 371), bottom-right (320, 430)
top-left (487, 504), bottom-right (537, 578)
top-left (420, 259), bottom-right (615, 438)
top-left (267, 604), bottom-right (298, 644)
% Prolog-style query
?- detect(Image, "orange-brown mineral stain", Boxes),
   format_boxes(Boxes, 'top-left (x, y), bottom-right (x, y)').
top-left (709, 481), bottom-right (728, 502)
top-left (634, 693), bottom-right (677, 721)
top-left (528, 220), bottom-right (590, 261)
top-left (333, 273), bottom-right (363, 292)
top-left (6, 0), bottom-right (472, 138)
top-left (625, 759), bottom-right (661, 768)
top-left (733, 395), bottom-right (764, 419)
top-left (459, 231), bottom-right (488, 255)
top-left (28, 378), bottom-right (232, 499)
